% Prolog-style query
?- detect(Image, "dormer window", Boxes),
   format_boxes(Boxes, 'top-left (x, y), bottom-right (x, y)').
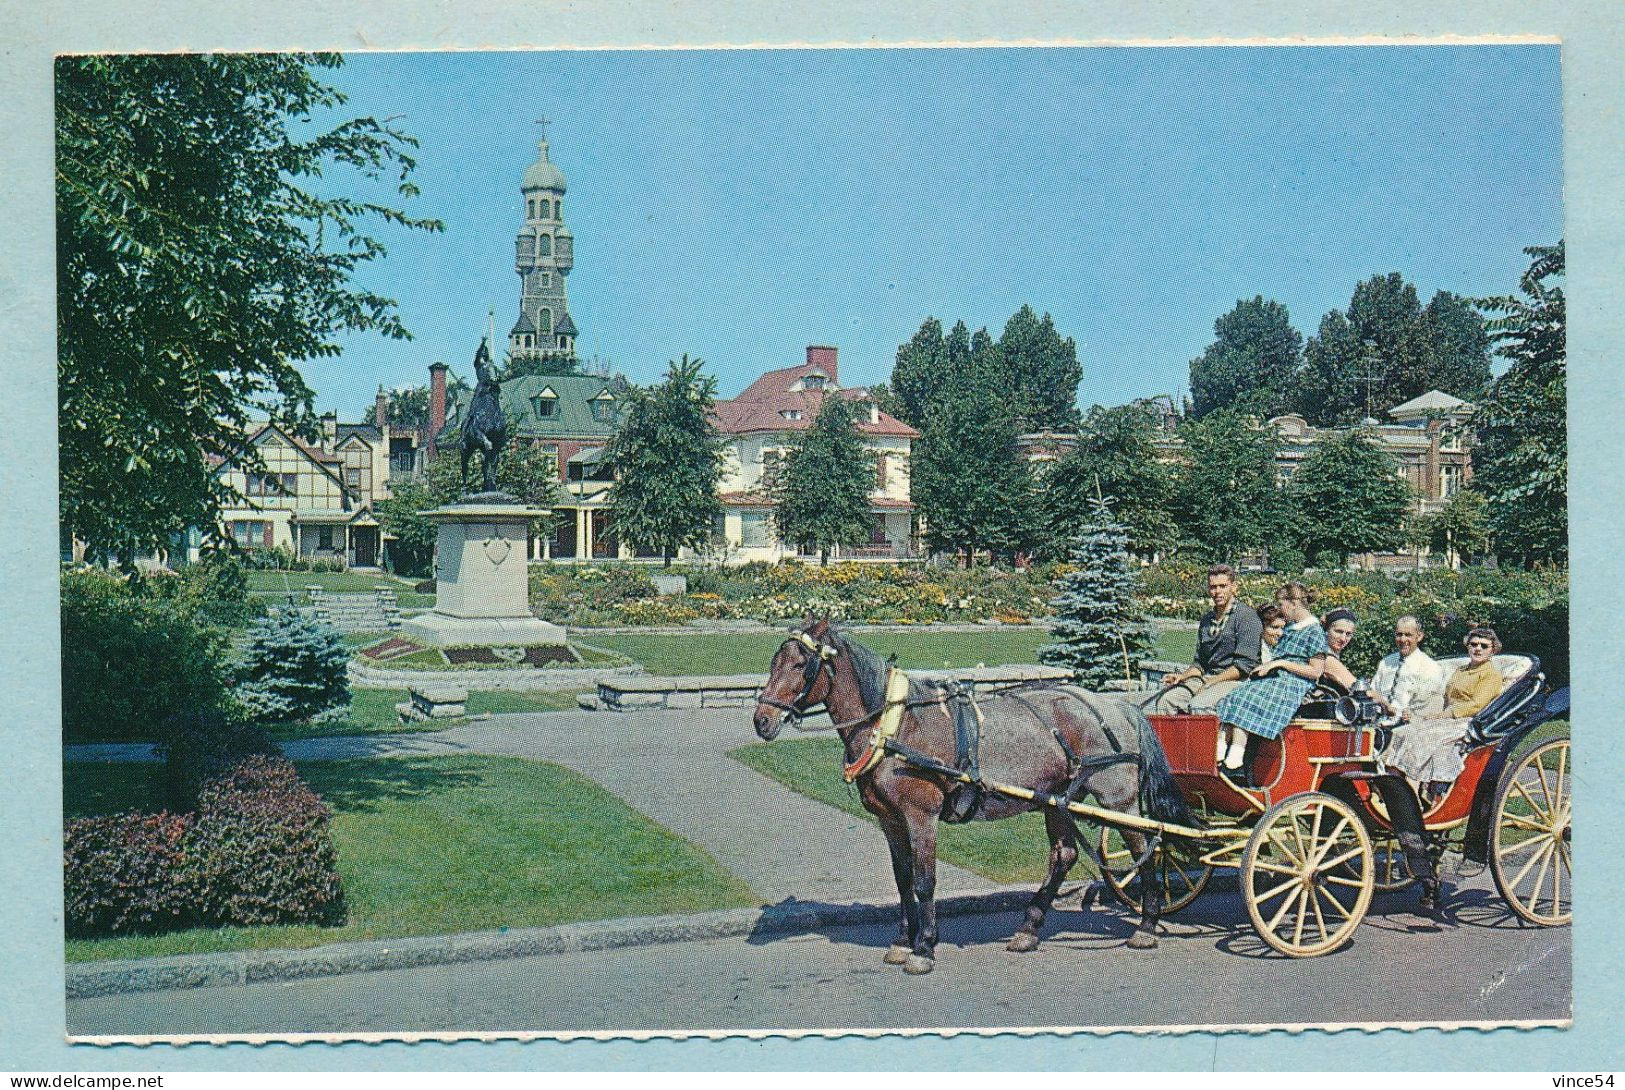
top-left (802, 374), bottom-right (826, 390)
top-left (589, 391), bottom-right (617, 423)
top-left (531, 388), bottom-right (558, 419)
top-left (780, 409), bottom-right (804, 421)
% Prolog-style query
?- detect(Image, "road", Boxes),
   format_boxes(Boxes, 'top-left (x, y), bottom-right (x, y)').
top-left (69, 871), bottom-right (1569, 1038)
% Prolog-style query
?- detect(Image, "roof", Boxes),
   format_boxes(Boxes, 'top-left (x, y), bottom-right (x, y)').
top-left (521, 140), bottom-right (567, 192)
top-left (510, 311), bottom-right (536, 335)
top-left (555, 311), bottom-right (578, 337)
top-left (717, 362), bottom-right (918, 439)
top-left (1389, 390), bottom-right (1473, 417)
top-left (566, 446), bottom-right (607, 465)
top-left (442, 373), bottom-right (622, 440)
top-left (335, 423), bottom-right (380, 444)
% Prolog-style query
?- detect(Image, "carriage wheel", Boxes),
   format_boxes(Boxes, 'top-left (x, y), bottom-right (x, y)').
top-left (1242, 793), bottom-right (1374, 958)
top-left (1490, 736), bottom-right (1571, 926)
top-left (1096, 826), bottom-right (1213, 916)
top-left (1370, 832), bottom-right (1416, 892)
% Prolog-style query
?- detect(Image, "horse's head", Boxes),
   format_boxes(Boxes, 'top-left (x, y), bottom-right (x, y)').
top-left (753, 617), bottom-right (840, 741)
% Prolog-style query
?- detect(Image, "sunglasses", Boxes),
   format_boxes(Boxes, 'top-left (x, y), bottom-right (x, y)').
top-left (1467, 640), bottom-right (1493, 649)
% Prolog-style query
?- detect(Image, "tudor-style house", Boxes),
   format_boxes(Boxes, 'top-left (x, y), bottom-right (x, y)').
top-left (711, 345), bottom-right (920, 563)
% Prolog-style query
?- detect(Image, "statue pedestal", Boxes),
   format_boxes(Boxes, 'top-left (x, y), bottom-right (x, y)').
top-left (401, 500), bottom-right (566, 647)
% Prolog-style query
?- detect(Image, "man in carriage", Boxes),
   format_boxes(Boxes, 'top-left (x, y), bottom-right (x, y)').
top-left (1155, 564), bottom-right (1263, 714)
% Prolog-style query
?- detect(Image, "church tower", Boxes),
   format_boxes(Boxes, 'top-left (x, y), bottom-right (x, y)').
top-left (510, 134), bottom-right (577, 358)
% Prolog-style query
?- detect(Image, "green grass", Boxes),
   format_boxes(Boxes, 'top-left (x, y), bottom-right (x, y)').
top-left (247, 570), bottom-right (415, 594)
top-left (729, 736), bottom-right (1102, 886)
top-left (64, 755), bottom-right (755, 962)
top-left (585, 627), bottom-right (1194, 677)
top-left (265, 689), bottom-right (582, 740)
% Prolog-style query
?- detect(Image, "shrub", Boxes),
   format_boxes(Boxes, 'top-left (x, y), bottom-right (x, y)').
top-left (234, 609), bottom-right (350, 723)
top-left (61, 569), bottom-right (229, 743)
top-left (146, 551), bottom-right (260, 629)
top-left (157, 708), bottom-right (280, 811)
top-left (180, 754), bottom-right (345, 927)
top-left (64, 810), bottom-right (194, 938)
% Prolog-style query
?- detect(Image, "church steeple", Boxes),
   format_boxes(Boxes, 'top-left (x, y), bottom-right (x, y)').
top-left (511, 132), bottom-right (577, 358)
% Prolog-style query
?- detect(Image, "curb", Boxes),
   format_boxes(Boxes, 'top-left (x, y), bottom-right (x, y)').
top-left (66, 887), bottom-right (1046, 999)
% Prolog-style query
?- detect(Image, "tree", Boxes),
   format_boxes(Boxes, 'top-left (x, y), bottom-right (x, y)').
top-left (887, 317), bottom-right (947, 428)
top-left (1038, 498), bottom-right (1156, 688)
top-left (57, 54), bottom-right (441, 559)
top-left (233, 610), bottom-right (350, 724)
top-left (911, 335), bottom-right (1034, 564)
top-left (1419, 290), bottom-right (1493, 400)
top-left (1473, 241), bottom-right (1566, 566)
top-left (1171, 409), bottom-right (1282, 564)
top-left (1188, 296), bottom-right (1303, 420)
top-left (500, 348), bottom-right (581, 381)
top-left (375, 441), bottom-right (563, 576)
top-left (1037, 402), bottom-right (1176, 559)
top-left (771, 395), bottom-right (875, 565)
top-left (1413, 487), bottom-right (1489, 568)
top-left (603, 355), bottom-right (728, 567)
top-left (364, 373), bottom-right (470, 433)
top-left (1286, 430), bottom-right (1413, 566)
top-left (997, 304), bottom-right (1082, 431)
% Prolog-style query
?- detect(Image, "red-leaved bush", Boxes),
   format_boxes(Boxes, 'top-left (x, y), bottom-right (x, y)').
top-left (64, 811), bottom-right (194, 938)
top-left (64, 754), bottom-right (345, 938)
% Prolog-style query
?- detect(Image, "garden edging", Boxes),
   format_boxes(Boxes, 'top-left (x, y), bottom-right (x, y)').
top-left (348, 660), bottom-right (645, 691)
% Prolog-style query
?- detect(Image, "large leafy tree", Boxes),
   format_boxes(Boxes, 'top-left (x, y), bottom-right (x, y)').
top-left (997, 304), bottom-right (1082, 432)
top-left (603, 355), bottom-right (728, 567)
top-left (1412, 487), bottom-right (1489, 569)
top-left (1297, 273), bottom-right (1491, 425)
top-left (1188, 296), bottom-right (1303, 420)
top-left (1286, 429), bottom-right (1413, 566)
top-left (1037, 402), bottom-right (1176, 559)
top-left (1473, 241), bottom-right (1566, 566)
top-left (57, 54), bottom-right (441, 559)
top-left (887, 317), bottom-right (947, 429)
top-left (375, 441), bottom-right (563, 576)
top-left (1171, 409), bottom-right (1282, 564)
top-left (364, 372), bottom-right (469, 432)
top-left (771, 395), bottom-right (875, 565)
top-left (912, 335), bottom-right (1034, 564)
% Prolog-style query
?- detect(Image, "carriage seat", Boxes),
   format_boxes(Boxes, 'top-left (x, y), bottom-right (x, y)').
top-left (1434, 653), bottom-right (1534, 686)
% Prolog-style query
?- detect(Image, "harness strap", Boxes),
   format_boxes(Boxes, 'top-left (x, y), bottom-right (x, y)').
top-left (842, 666), bottom-right (911, 782)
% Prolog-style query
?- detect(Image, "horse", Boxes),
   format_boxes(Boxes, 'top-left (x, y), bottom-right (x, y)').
top-left (751, 617), bottom-right (1196, 975)
top-left (460, 337), bottom-right (509, 495)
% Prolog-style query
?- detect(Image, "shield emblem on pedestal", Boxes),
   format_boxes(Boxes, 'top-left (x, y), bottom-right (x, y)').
top-left (484, 536), bottom-right (512, 566)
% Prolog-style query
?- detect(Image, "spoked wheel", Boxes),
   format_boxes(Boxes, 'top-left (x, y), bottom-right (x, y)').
top-left (1242, 792), bottom-right (1374, 958)
top-left (1490, 736), bottom-right (1571, 926)
top-left (1370, 832), bottom-right (1416, 892)
top-left (1096, 825), bottom-right (1213, 915)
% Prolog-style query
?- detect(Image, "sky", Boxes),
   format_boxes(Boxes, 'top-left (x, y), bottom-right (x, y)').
top-left (305, 45), bottom-right (1562, 419)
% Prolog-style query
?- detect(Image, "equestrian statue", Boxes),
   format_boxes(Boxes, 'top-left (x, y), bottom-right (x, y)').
top-left (459, 337), bottom-right (510, 496)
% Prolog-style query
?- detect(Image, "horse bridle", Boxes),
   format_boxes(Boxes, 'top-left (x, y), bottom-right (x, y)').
top-left (757, 631), bottom-right (840, 725)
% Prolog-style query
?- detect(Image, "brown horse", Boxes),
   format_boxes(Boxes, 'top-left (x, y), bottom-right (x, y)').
top-left (751, 618), bottom-right (1196, 975)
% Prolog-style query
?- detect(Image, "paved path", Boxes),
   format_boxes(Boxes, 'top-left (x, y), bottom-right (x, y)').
top-left (68, 872), bottom-right (1570, 1037)
top-left (68, 709), bottom-right (998, 907)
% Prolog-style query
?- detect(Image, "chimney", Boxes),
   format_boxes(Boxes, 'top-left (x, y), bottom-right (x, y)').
top-left (320, 411), bottom-right (338, 451)
top-left (427, 362), bottom-right (449, 457)
top-left (375, 385), bottom-right (389, 433)
top-left (805, 345), bottom-right (838, 383)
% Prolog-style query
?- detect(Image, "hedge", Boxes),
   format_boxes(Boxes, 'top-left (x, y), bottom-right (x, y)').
top-left (64, 811), bottom-right (194, 938)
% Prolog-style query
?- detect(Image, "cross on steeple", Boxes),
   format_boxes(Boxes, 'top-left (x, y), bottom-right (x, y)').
top-left (534, 116), bottom-right (550, 141)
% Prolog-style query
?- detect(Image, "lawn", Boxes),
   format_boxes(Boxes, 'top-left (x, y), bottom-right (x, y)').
top-left (64, 755), bottom-right (756, 962)
top-left (266, 688), bottom-right (582, 740)
top-left (729, 736), bottom-right (1101, 886)
top-left (246, 570), bottom-right (435, 609)
top-left (586, 626), bottom-right (1196, 678)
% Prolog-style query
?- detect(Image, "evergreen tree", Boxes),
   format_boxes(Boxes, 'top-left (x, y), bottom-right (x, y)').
top-left (1473, 241), bottom-right (1566, 566)
top-left (1171, 409), bottom-right (1282, 563)
top-left (56, 54), bottom-right (441, 559)
top-left (234, 610), bottom-right (350, 724)
top-left (888, 317), bottom-right (947, 428)
top-left (997, 304), bottom-right (1082, 431)
top-left (1286, 429), bottom-right (1413, 566)
top-left (772, 395), bottom-right (875, 565)
top-left (912, 336), bottom-right (1034, 564)
top-left (1038, 402), bottom-right (1176, 559)
top-left (1038, 498), bottom-right (1156, 689)
top-left (603, 355), bottom-right (728, 567)
top-left (1188, 296), bottom-right (1303, 419)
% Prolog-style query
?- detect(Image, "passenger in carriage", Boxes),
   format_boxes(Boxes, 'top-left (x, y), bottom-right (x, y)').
top-left (1257, 603), bottom-right (1287, 664)
top-left (1381, 627), bottom-right (1507, 803)
top-left (1155, 564), bottom-right (1263, 713)
top-left (1211, 583), bottom-right (1329, 788)
top-left (1367, 614), bottom-right (1447, 725)
top-left (1444, 627), bottom-right (1506, 718)
top-left (1319, 608), bottom-right (1360, 692)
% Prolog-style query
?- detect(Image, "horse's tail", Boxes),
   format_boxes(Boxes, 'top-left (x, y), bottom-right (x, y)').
top-left (1129, 703), bottom-right (1200, 829)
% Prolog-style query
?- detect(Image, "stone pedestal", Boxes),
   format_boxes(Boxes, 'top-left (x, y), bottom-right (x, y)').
top-left (402, 499), bottom-right (566, 647)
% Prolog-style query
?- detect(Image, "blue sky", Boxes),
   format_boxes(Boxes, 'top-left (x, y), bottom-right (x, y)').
top-left (307, 46), bottom-right (1562, 418)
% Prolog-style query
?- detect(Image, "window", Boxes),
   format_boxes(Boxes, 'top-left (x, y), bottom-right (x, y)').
top-left (875, 454), bottom-right (888, 490)
top-left (345, 467), bottom-right (361, 487)
top-left (527, 198), bottom-right (536, 218)
top-left (590, 397), bottom-right (616, 423)
top-left (554, 200), bottom-right (562, 219)
top-left (1441, 464), bottom-right (1463, 498)
top-left (537, 234), bottom-right (552, 257)
top-left (534, 396), bottom-right (557, 418)
top-left (803, 374), bottom-right (825, 390)
top-left (779, 409), bottom-right (803, 421)
top-left (760, 450), bottom-right (781, 489)
top-left (317, 526), bottom-right (335, 551)
top-left (538, 308), bottom-right (552, 335)
top-left (230, 520), bottom-right (268, 547)
top-left (245, 472), bottom-right (296, 497)
top-left (540, 443), bottom-right (560, 478)
top-left (741, 512), bottom-right (771, 547)
top-left (540, 272), bottom-right (552, 288)
top-left (1441, 429), bottom-right (1463, 452)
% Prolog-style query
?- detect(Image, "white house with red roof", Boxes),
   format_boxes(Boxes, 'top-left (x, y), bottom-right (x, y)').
top-left (711, 345), bottom-right (920, 563)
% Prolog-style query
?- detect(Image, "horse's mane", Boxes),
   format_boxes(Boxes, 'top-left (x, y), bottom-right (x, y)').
top-left (832, 627), bottom-right (889, 712)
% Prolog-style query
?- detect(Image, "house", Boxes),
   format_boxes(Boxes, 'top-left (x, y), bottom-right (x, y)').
top-left (711, 345), bottom-right (920, 563)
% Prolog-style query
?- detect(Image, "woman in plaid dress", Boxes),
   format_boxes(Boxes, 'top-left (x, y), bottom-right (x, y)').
top-left (1214, 583), bottom-right (1329, 787)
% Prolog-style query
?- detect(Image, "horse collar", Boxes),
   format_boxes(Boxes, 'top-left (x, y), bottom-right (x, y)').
top-left (843, 666), bottom-right (911, 783)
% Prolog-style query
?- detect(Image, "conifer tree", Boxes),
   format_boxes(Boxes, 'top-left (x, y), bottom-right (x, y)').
top-left (772, 395), bottom-right (875, 565)
top-left (234, 610), bottom-right (350, 724)
top-left (1038, 498), bottom-right (1155, 689)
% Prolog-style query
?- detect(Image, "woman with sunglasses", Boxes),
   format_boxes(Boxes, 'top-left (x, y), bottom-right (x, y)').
top-left (1380, 626), bottom-right (1506, 804)
top-left (1445, 627), bottom-right (1505, 718)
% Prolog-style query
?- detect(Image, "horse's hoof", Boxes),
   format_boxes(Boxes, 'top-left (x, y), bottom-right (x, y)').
top-left (1006, 931), bottom-right (1040, 953)
top-left (883, 944), bottom-right (910, 965)
top-left (902, 954), bottom-right (935, 975)
top-left (1126, 929), bottom-right (1159, 950)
